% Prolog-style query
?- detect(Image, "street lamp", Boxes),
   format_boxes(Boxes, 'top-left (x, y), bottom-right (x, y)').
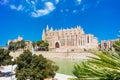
top-left (11, 58), bottom-right (14, 80)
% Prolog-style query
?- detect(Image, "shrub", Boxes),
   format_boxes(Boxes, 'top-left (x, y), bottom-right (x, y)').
top-left (15, 50), bottom-right (59, 80)
top-left (0, 48), bottom-right (12, 66)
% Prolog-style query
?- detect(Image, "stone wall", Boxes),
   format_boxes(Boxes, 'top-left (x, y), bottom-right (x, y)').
top-left (10, 51), bottom-right (95, 60)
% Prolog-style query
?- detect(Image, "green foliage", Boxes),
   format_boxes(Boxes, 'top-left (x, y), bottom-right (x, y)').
top-left (113, 40), bottom-right (120, 52)
top-left (68, 78), bottom-right (77, 80)
top-left (32, 42), bottom-right (36, 48)
top-left (0, 48), bottom-right (12, 66)
top-left (8, 40), bottom-right (26, 51)
top-left (15, 50), bottom-right (59, 80)
top-left (34, 40), bottom-right (49, 51)
top-left (73, 51), bottom-right (120, 80)
top-left (36, 40), bottom-right (44, 46)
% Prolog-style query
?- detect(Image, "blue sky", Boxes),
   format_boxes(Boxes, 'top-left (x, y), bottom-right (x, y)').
top-left (0, 0), bottom-right (120, 46)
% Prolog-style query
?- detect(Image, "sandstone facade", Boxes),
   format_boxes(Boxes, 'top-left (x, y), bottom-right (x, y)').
top-left (7, 35), bottom-right (23, 45)
top-left (42, 25), bottom-right (98, 51)
top-left (100, 40), bottom-right (117, 50)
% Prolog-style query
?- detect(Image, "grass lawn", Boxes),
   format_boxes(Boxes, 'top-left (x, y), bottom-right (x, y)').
top-left (51, 59), bottom-right (81, 75)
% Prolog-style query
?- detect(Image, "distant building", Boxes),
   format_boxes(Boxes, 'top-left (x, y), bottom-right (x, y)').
top-left (42, 25), bottom-right (98, 51)
top-left (7, 35), bottom-right (23, 45)
top-left (99, 40), bottom-right (117, 50)
top-left (24, 40), bottom-right (33, 50)
top-left (7, 36), bottom-right (32, 50)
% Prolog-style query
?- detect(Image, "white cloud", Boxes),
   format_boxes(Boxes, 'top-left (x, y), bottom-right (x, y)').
top-left (26, 0), bottom-right (30, 4)
top-left (77, 0), bottom-right (82, 5)
top-left (26, 0), bottom-right (36, 5)
top-left (17, 5), bottom-right (23, 11)
top-left (46, 2), bottom-right (55, 11)
top-left (7, 0), bottom-right (57, 17)
top-left (0, 0), bottom-right (8, 5)
top-left (10, 4), bottom-right (23, 11)
top-left (10, 5), bottom-right (16, 10)
top-left (81, 4), bottom-right (89, 12)
top-left (55, 0), bottom-right (59, 4)
top-left (31, 1), bottom-right (35, 5)
top-left (1, 0), bottom-right (104, 18)
top-left (31, 2), bottom-right (55, 17)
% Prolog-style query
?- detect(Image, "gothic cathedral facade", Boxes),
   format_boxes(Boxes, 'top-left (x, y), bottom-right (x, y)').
top-left (42, 25), bottom-right (98, 51)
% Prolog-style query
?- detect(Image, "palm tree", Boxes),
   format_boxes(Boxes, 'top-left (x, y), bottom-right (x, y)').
top-left (113, 40), bottom-right (120, 52)
top-left (73, 51), bottom-right (120, 80)
top-left (73, 40), bottom-right (120, 80)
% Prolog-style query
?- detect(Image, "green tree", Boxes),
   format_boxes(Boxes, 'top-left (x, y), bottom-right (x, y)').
top-left (0, 48), bottom-right (12, 66)
top-left (8, 40), bottom-right (26, 51)
top-left (19, 40), bottom-right (26, 49)
top-left (113, 40), bottom-right (120, 52)
top-left (36, 40), bottom-right (49, 51)
top-left (8, 41), bottom-right (17, 51)
top-left (15, 50), bottom-right (58, 80)
top-left (36, 40), bottom-right (44, 47)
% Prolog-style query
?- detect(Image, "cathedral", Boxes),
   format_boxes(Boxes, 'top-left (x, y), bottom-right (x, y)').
top-left (42, 25), bottom-right (98, 51)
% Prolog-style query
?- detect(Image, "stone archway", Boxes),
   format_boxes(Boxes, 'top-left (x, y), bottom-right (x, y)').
top-left (55, 42), bottom-right (60, 48)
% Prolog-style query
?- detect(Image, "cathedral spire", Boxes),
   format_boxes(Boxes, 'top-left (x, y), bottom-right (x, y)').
top-left (81, 28), bottom-right (84, 34)
top-left (78, 25), bottom-right (81, 29)
top-left (42, 29), bottom-right (45, 35)
top-left (46, 25), bottom-right (49, 30)
top-left (42, 29), bottom-right (45, 40)
top-left (77, 25), bottom-right (79, 28)
top-left (50, 27), bottom-right (53, 31)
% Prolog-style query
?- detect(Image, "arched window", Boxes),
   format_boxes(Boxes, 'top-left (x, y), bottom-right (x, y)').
top-left (87, 36), bottom-right (89, 43)
top-left (55, 42), bottom-right (60, 48)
